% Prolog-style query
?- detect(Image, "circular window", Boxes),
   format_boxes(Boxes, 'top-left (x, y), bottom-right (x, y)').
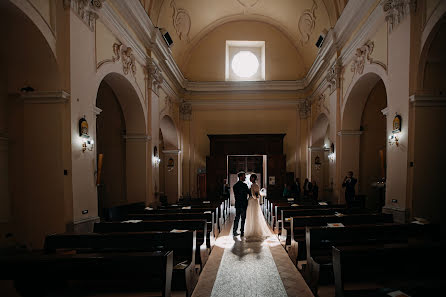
top-left (231, 51), bottom-right (259, 78)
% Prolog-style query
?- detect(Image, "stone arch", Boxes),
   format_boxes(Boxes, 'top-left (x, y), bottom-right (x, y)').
top-left (95, 63), bottom-right (147, 129)
top-left (417, 12), bottom-right (446, 93)
top-left (411, 12), bottom-right (446, 238)
top-left (159, 115), bottom-right (180, 203)
top-left (342, 66), bottom-right (389, 130)
top-left (8, 0), bottom-right (57, 57)
top-left (95, 72), bottom-right (149, 214)
top-left (338, 67), bottom-right (388, 205)
top-left (311, 112), bottom-right (330, 147)
top-left (160, 115), bottom-right (180, 150)
top-left (1, 1), bottom-right (64, 249)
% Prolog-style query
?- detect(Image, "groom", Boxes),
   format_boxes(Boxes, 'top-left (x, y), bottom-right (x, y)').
top-left (233, 171), bottom-right (250, 236)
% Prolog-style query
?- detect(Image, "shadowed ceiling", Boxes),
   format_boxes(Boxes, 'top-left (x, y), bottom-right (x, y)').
top-left (139, 0), bottom-right (348, 81)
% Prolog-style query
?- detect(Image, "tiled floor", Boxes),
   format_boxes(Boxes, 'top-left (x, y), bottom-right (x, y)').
top-left (192, 208), bottom-right (314, 297)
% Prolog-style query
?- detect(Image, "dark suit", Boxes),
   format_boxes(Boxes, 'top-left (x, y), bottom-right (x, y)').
top-left (233, 180), bottom-right (250, 234)
top-left (342, 177), bottom-right (357, 207)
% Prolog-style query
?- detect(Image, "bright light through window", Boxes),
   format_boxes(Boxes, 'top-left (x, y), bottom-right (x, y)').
top-left (231, 51), bottom-right (259, 78)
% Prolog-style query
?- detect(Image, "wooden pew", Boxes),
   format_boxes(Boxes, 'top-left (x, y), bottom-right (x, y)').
top-left (44, 231), bottom-right (198, 297)
top-left (94, 219), bottom-right (209, 269)
top-left (127, 212), bottom-right (216, 248)
top-left (305, 223), bottom-right (413, 294)
top-left (1, 250), bottom-right (173, 297)
top-left (332, 242), bottom-right (444, 297)
top-left (139, 207), bottom-right (221, 236)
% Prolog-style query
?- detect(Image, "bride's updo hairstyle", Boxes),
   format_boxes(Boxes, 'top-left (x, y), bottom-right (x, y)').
top-left (251, 174), bottom-right (257, 181)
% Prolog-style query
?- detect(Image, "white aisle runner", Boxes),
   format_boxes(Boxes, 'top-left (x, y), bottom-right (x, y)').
top-left (210, 225), bottom-right (288, 297)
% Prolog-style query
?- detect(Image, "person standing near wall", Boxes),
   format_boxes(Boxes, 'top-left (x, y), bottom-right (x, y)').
top-left (342, 171), bottom-right (357, 207)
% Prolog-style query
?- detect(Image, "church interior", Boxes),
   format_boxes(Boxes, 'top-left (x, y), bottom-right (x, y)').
top-left (1, 0), bottom-right (445, 296)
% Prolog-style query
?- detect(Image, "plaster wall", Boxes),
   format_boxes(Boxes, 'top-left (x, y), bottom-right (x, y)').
top-left (184, 107), bottom-right (298, 197)
top-left (184, 21), bottom-right (306, 81)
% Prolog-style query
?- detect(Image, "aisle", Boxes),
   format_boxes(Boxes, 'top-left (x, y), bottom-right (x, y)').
top-left (192, 208), bottom-right (314, 297)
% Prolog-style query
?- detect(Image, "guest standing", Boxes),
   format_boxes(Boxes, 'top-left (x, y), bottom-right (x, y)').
top-left (342, 171), bottom-right (357, 207)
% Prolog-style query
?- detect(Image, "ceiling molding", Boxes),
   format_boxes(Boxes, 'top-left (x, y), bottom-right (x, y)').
top-left (188, 98), bottom-right (303, 107)
top-left (103, 0), bottom-right (384, 102)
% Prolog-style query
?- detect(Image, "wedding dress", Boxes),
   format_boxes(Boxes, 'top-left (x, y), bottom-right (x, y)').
top-left (244, 182), bottom-right (273, 239)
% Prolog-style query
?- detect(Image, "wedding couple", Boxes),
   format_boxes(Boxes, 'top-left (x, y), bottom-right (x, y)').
top-left (232, 171), bottom-right (272, 238)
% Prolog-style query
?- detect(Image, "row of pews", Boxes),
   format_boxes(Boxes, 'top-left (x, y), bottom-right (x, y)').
top-left (263, 195), bottom-right (444, 297)
top-left (0, 197), bottom-right (230, 297)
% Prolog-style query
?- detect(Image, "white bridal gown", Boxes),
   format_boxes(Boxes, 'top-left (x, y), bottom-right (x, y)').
top-left (244, 182), bottom-right (273, 239)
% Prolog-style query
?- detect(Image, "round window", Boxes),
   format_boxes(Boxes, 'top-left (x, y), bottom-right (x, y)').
top-left (231, 51), bottom-right (259, 78)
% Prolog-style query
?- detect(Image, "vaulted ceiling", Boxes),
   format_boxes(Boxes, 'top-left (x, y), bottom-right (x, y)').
top-left (139, 0), bottom-right (348, 81)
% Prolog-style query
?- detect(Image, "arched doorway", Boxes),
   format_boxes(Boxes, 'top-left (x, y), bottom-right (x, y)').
top-left (310, 113), bottom-right (330, 201)
top-left (358, 80), bottom-right (387, 211)
top-left (340, 72), bottom-right (388, 207)
top-left (159, 115), bottom-right (180, 203)
top-left (95, 73), bottom-right (148, 219)
top-left (1, 1), bottom-right (65, 249)
top-left (412, 14), bottom-right (446, 237)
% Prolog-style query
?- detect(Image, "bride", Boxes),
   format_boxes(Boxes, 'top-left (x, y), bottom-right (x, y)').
top-left (244, 174), bottom-right (273, 239)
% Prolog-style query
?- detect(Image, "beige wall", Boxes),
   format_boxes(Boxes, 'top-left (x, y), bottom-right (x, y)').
top-left (183, 107), bottom-right (299, 197)
top-left (184, 21), bottom-right (307, 81)
top-left (359, 80), bottom-right (387, 210)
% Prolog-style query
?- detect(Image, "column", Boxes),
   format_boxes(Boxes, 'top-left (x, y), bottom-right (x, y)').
top-left (180, 102), bottom-right (192, 197)
top-left (163, 149), bottom-right (181, 203)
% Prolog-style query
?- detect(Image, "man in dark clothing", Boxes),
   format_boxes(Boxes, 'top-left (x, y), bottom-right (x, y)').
top-left (233, 171), bottom-right (250, 236)
top-left (342, 171), bottom-right (357, 207)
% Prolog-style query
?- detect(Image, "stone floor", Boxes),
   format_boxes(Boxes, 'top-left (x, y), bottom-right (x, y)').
top-left (192, 208), bottom-right (314, 297)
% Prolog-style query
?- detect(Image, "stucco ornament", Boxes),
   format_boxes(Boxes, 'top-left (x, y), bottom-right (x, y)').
top-left (351, 41), bottom-right (374, 75)
top-left (64, 0), bottom-right (102, 31)
top-left (237, 0), bottom-right (260, 8)
top-left (147, 58), bottom-right (164, 95)
top-left (180, 102), bottom-right (192, 120)
top-left (111, 43), bottom-right (136, 76)
top-left (171, 1), bottom-right (191, 42)
top-left (298, 99), bottom-right (311, 119)
top-left (298, 0), bottom-right (318, 44)
top-left (381, 0), bottom-right (416, 33)
top-left (326, 59), bottom-right (342, 93)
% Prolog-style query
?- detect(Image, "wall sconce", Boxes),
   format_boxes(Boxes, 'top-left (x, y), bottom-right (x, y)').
top-left (79, 116), bottom-right (94, 153)
top-left (82, 137), bottom-right (95, 152)
top-left (328, 152), bottom-right (336, 162)
top-left (388, 133), bottom-right (400, 147)
top-left (153, 145), bottom-right (161, 165)
top-left (389, 113), bottom-right (402, 147)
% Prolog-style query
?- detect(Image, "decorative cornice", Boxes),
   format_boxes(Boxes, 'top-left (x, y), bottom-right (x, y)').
top-left (162, 149), bottom-right (181, 154)
top-left (381, 0), bottom-right (416, 33)
top-left (123, 134), bottom-right (152, 142)
top-left (21, 91), bottom-right (70, 104)
top-left (185, 80), bottom-right (305, 92)
top-left (93, 106), bottom-right (102, 116)
top-left (409, 95), bottom-right (446, 107)
top-left (337, 130), bottom-right (363, 136)
top-left (381, 107), bottom-right (390, 115)
top-left (308, 146), bottom-right (330, 152)
top-left (188, 98), bottom-right (302, 107)
top-left (180, 102), bottom-right (192, 120)
top-left (64, 0), bottom-right (103, 31)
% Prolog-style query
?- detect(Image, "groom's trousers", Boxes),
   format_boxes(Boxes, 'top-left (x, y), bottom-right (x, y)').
top-left (233, 207), bottom-right (247, 234)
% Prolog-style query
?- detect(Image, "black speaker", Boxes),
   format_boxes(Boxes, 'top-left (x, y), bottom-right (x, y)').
top-left (315, 34), bottom-right (324, 48)
top-left (158, 27), bottom-right (173, 47)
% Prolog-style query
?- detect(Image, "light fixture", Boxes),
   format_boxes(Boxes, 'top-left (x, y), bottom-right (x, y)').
top-left (153, 145), bottom-right (161, 165)
top-left (328, 153), bottom-right (336, 162)
top-left (82, 136), bottom-right (94, 152)
top-left (388, 133), bottom-right (400, 147)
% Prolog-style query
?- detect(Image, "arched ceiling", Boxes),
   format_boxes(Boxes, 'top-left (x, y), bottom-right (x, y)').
top-left (141, 0), bottom-right (348, 80)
